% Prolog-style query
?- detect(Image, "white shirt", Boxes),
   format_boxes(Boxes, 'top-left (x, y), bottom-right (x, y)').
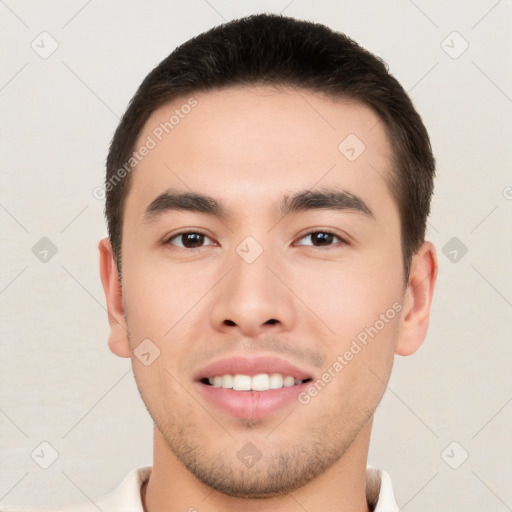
top-left (0, 465), bottom-right (399, 511)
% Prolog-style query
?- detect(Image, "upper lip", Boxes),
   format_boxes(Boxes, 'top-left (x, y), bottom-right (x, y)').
top-left (194, 355), bottom-right (315, 381)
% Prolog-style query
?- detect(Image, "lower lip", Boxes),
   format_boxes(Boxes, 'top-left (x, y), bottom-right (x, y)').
top-left (196, 381), bottom-right (311, 419)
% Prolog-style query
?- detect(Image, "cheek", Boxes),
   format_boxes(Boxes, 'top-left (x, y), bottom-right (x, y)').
top-left (292, 253), bottom-right (402, 340)
top-left (299, 317), bottom-right (397, 426)
top-left (131, 359), bottom-right (185, 428)
top-left (122, 253), bottom-right (216, 336)
top-left (317, 313), bottom-right (398, 412)
top-left (293, 253), bottom-right (402, 401)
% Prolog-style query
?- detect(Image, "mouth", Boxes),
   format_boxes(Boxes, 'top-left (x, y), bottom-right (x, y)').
top-left (200, 374), bottom-right (313, 391)
top-left (194, 355), bottom-right (316, 419)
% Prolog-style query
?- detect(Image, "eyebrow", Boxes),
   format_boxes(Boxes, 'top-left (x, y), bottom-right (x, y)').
top-left (141, 186), bottom-right (375, 225)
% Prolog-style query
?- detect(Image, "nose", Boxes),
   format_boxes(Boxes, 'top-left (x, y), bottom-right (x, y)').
top-left (209, 246), bottom-right (295, 338)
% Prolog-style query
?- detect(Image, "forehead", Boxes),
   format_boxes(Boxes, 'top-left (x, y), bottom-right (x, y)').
top-left (125, 85), bottom-right (397, 226)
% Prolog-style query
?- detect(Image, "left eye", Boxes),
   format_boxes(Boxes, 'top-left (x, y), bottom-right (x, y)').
top-left (295, 231), bottom-right (346, 247)
top-left (165, 232), bottom-right (215, 249)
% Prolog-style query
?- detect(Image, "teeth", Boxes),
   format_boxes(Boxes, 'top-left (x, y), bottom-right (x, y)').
top-left (221, 374), bottom-right (233, 388)
top-left (269, 374), bottom-right (283, 389)
top-left (233, 374), bottom-right (252, 391)
top-left (251, 373), bottom-right (269, 391)
top-left (283, 376), bottom-right (295, 387)
top-left (206, 373), bottom-right (307, 391)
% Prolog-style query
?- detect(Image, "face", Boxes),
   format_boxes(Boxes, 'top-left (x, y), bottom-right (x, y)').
top-left (111, 86), bottom-right (410, 497)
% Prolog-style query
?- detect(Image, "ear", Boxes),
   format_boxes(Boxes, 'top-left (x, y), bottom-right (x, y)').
top-left (98, 237), bottom-right (131, 358)
top-left (395, 241), bottom-right (438, 356)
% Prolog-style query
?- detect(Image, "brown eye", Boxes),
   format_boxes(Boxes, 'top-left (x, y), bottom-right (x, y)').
top-left (296, 231), bottom-right (346, 247)
top-left (166, 232), bottom-right (214, 249)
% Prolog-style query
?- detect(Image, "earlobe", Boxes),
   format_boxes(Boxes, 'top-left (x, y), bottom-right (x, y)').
top-left (98, 238), bottom-right (131, 358)
top-left (395, 241), bottom-right (438, 356)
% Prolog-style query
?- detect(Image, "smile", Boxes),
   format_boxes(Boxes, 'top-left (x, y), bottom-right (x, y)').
top-left (202, 373), bottom-right (312, 391)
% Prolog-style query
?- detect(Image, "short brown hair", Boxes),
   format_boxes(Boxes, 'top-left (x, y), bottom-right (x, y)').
top-left (105, 13), bottom-right (435, 284)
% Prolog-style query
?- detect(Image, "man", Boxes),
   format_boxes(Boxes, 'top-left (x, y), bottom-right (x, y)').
top-left (3, 12), bottom-right (438, 512)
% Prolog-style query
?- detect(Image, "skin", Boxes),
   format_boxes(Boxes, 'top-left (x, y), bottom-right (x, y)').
top-left (99, 85), bottom-right (438, 512)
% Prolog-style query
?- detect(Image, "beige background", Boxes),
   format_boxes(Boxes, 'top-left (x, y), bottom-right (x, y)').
top-left (1, 0), bottom-right (511, 510)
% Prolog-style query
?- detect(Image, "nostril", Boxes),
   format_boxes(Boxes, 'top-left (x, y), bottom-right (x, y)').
top-left (265, 319), bottom-right (278, 325)
top-left (224, 320), bottom-right (236, 326)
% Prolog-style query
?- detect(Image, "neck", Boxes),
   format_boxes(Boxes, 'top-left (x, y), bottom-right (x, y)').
top-left (143, 417), bottom-right (373, 512)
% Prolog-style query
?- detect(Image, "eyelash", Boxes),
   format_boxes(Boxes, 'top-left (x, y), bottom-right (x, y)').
top-left (164, 230), bottom-right (348, 249)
